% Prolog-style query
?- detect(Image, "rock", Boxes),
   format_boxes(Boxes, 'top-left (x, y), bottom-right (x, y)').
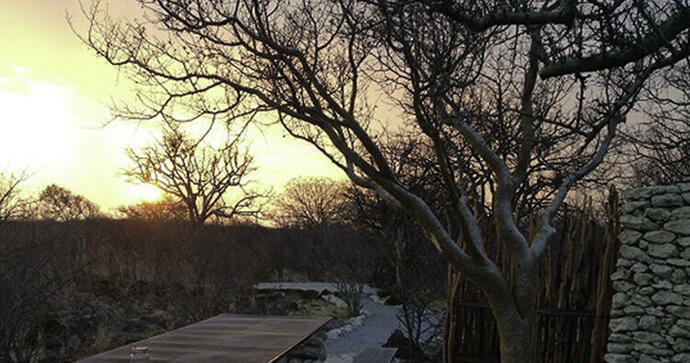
top-left (673, 338), bottom-right (690, 352)
top-left (646, 307), bottom-right (665, 317)
top-left (676, 319), bottom-right (690, 330)
top-left (646, 208), bottom-right (673, 222)
top-left (681, 248), bottom-right (690, 259)
top-left (665, 219), bottom-right (690, 236)
top-left (679, 237), bottom-right (690, 247)
top-left (631, 263), bottom-right (649, 273)
top-left (610, 317), bottom-right (639, 332)
top-left (673, 284), bottom-right (690, 296)
top-left (670, 324), bottom-right (690, 338)
top-left (637, 354), bottom-right (658, 363)
top-left (611, 270), bottom-right (630, 280)
top-left (621, 215), bottom-right (659, 231)
top-left (607, 183), bottom-right (690, 362)
top-left (623, 188), bottom-right (652, 201)
top-left (652, 264), bottom-right (673, 278)
top-left (635, 343), bottom-right (673, 356)
top-left (633, 272), bottom-right (653, 285)
top-left (652, 186), bottom-right (681, 194)
top-left (672, 206), bottom-right (690, 218)
top-left (644, 230), bottom-right (676, 244)
top-left (633, 331), bottom-right (665, 343)
top-left (620, 245), bottom-right (646, 261)
top-left (613, 280), bottom-right (636, 292)
top-left (670, 270), bottom-right (687, 284)
top-left (623, 200), bottom-right (651, 214)
top-left (652, 193), bottom-right (684, 207)
top-left (667, 258), bottom-right (690, 267)
top-left (611, 308), bottom-right (624, 318)
top-left (632, 294), bottom-right (652, 307)
top-left (638, 287), bottom-right (655, 296)
top-left (624, 305), bottom-right (645, 315)
top-left (617, 258), bottom-right (633, 267)
top-left (651, 291), bottom-right (684, 305)
top-left (648, 243), bottom-right (678, 258)
top-left (607, 343), bottom-right (632, 354)
top-left (667, 306), bottom-right (690, 319)
top-left (620, 230), bottom-right (644, 244)
top-left (639, 316), bottom-right (661, 331)
top-left (612, 293), bottom-right (629, 308)
top-left (609, 333), bottom-right (633, 343)
top-left (604, 353), bottom-right (633, 363)
top-left (652, 280), bottom-right (672, 290)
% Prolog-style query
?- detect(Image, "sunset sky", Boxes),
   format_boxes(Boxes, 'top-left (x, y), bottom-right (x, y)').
top-left (1, 0), bottom-right (346, 213)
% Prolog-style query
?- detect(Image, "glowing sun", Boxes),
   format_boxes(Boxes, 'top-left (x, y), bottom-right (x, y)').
top-left (131, 183), bottom-right (162, 202)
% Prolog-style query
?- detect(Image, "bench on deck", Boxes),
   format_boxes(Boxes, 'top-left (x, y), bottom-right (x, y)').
top-left (352, 347), bottom-right (398, 363)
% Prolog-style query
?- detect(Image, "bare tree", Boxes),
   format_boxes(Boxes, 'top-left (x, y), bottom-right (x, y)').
top-left (0, 171), bottom-right (30, 227)
top-left (125, 126), bottom-right (266, 225)
top-left (78, 1), bottom-right (690, 361)
top-left (624, 60), bottom-right (690, 185)
top-left (271, 177), bottom-right (352, 228)
top-left (38, 184), bottom-right (100, 222)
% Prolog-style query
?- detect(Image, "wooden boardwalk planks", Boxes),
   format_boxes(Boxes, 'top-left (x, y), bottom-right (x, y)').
top-left (78, 314), bottom-right (331, 363)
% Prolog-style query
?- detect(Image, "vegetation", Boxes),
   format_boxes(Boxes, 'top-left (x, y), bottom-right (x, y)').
top-left (0, 170), bottom-right (30, 227)
top-left (125, 126), bottom-right (268, 225)
top-left (3, 0), bottom-right (690, 362)
top-left (37, 184), bottom-right (101, 222)
top-left (0, 218), bottom-right (383, 361)
top-left (117, 196), bottom-right (187, 222)
top-left (76, 1), bottom-right (690, 361)
top-left (271, 177), bottom-right (352, 229)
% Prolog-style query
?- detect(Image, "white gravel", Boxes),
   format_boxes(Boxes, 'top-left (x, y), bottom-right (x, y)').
top-left (323, 295), bottom-right (402, 362)
top-left (254, 281), bottom-right (442, 363)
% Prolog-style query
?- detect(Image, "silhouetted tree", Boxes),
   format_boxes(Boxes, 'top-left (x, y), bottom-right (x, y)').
top-left (271, 177), bottom-right (352, 229)
top-left (117, 195), bottom-right (188, 222)
top-left (0, 170), bottom-right (30, 226)
top-left (38, 184), bottom-right (100, 222)
top-left (625, 60), bottom-right (690, 185)
top-left (79, 1), bottom-right (690, 360)
top-left (125, 126), bottom-right (266, 225)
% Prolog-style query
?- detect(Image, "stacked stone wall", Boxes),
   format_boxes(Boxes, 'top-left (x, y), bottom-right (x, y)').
top-left (605, 184), bottom-right (690, 363)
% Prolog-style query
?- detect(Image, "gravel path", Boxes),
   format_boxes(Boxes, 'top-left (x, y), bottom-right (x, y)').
top-left (252, 282), bottom-right (442, 362)
top-left (323, 296), bottom-right (401, 362)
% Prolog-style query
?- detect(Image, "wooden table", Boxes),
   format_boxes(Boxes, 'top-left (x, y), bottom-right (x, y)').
top-left (77, 314), bottom-right (331, 362)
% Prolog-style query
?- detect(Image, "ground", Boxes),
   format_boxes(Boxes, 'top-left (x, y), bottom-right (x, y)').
top-left (255, 282), bottom-right (443, 362)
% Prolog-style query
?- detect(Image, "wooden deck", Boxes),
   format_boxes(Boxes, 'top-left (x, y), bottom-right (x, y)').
top-left (77, 314), bottom-right (331, 362)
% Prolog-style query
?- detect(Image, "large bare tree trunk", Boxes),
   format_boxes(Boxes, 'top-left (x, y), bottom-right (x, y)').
top-left (481, 256), bottom-right (538, 363)
top-left (493, 306), bottom-right (535, 363)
